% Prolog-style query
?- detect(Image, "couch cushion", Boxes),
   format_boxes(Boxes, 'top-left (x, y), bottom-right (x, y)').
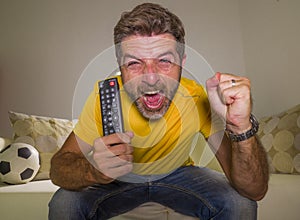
top-left (8, 111), bottom-right (73, 180)
top-left (110, 202), bottom-right (198, 220)
top-left (258, 104), bottom-right (300, 174)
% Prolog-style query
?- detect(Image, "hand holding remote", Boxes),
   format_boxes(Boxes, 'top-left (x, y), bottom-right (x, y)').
top-left (92, 131), bottom-right (134, 181)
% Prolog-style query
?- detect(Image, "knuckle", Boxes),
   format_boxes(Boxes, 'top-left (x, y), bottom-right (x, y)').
top-left (241, 77), bottom-right (251, 86)
top-left (119, 154), bottom-right (132, 162)
top-left (128, 145), bottom-right (134, 153)
top-left (129, 155), bottom-right (134, 162)
top-left (125, 154), bottom-right (133, 162)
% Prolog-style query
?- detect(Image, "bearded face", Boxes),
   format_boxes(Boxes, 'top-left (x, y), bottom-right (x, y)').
top-left (119, 34), bottom-right (185, 120)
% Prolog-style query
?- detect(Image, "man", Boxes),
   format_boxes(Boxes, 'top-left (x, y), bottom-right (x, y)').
top-left (49, 3), bottom-right (269, 220)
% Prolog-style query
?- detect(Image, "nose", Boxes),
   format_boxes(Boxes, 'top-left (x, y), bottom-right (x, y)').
top-left (142, 59), bottom-right (159, 86)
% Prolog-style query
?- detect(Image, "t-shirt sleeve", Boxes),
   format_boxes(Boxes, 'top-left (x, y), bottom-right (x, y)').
top-left (73, 82), bottom-right (101, 146)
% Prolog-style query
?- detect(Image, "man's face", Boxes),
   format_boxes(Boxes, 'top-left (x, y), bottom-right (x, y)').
top-left (120, 34), bottom-right (186, 120)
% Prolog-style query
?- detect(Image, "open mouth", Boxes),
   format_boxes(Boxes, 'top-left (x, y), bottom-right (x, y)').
top-left (141, 91), bottom-right (165, 111)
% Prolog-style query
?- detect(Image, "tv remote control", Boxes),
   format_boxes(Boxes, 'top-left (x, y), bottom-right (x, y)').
top-left (99, 78), bottom-right (124, 136)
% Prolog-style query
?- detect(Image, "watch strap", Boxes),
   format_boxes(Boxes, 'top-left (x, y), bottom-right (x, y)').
top-left (226, 114), bottom-right (259, 142)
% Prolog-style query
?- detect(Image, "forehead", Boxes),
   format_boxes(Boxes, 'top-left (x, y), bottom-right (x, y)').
top-left (120, 34), bottom-right (178, 58)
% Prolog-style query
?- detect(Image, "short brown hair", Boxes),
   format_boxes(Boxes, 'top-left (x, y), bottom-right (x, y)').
top-left (114, 3), bottom-right (185, 63)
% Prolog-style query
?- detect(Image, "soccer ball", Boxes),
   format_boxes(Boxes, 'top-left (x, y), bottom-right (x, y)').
top-left (0, 143), bottom-right (40, 184)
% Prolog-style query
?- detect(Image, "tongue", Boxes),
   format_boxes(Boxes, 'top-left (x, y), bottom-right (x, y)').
top-left (146, 94), bottom-right (161, 103)
top-left (143, 94), bottom-right (164, 110)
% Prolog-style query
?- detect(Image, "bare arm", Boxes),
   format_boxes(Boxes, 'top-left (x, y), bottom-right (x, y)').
top-left (50, 132), bottom-right (111, 190)
top-left (50, 131), bottom-right (134, 191)
top-left (208, 131), bottom-right (269, 201)
top-left (206, 73), bottom-right (269, 201)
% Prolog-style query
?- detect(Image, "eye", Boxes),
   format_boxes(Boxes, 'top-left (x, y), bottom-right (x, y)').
top-left (157, 57), bottom-right (173, 71)
top-left (127, 61), bottom-right (140, 67)
top-left (159, 58), bottom-right (172, 64)
top-left (124, 60), bottom-right (144, 73)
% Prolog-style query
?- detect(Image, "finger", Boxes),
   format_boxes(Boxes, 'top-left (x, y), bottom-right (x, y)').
top-left (206, 73), bottom-right (220, 90)
top-left (117, 154), bottom-right (133, 162)
top-left (93, 145), bottom-right (131, 161)
top-left (107, 163), bottom-right (133, 179)
top-left (219, 73), bottom-right (250, 87)
top-left (102, 132), bottom-right (134, 146)
top-left (110, 155), bottom-right (133, 167)
top-left (221, 83), bottom-right (251, 106)
top-left (110, 144), bottom-right (134, 157)
top-left (104, 155), bottom-right (133, 168)
top-left (218, 79), bottom-right (241, 94)
top-left (93, 142), bottom-right (133, 162)
top-left (218, 72), bottom-right (237, 82)
top-left (93, 132), bottom-right (133, 152)
top-left (93, 152), bottom-right (132, 171)
top-left (215, 72), bottom-right (221, 81)
top-left (221, 86), bottom-right (240, 105)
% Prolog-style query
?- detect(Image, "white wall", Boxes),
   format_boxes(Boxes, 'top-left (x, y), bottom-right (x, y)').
top-left (0, 0), bottom-right (246, 137)
top-left (239, 0), bottom-right (300, 118)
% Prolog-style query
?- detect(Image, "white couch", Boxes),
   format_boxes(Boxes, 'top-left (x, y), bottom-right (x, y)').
top-left (1, 174), bottom-right (300, 220)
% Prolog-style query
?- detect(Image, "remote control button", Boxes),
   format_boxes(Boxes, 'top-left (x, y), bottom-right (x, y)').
top-left (113, 114), bottom-right (119, 122)
top-left (109, 81), bottom-right (115, 87)
top-left (103, 117), bottom-right (108, 124)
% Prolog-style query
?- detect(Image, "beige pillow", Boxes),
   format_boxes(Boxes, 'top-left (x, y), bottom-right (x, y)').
top-left (258, 104), bottom-right (300, 174)
top-left (8, 111), bottom-right (73, 180)
top-left (0, 137), bottom-right (12, 151)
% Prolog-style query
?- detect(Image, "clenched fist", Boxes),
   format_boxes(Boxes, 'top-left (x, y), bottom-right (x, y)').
top-left (206, 72), bottom-right (252, 134)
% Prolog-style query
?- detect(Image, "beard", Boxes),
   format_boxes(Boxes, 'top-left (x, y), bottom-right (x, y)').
top-left (122, 74), bottom-right (180, 120)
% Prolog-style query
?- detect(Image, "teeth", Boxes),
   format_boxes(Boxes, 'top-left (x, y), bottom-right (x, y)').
top-left (144, 91), bottom-right (159, 95)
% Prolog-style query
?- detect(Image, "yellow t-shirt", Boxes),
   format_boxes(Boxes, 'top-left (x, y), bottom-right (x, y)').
top-left (74, 76), bottom-right (213, 175)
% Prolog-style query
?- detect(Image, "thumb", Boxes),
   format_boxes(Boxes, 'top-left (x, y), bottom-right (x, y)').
top-left (206, 72), bottom-right (221, 90)
top-left (125, 131), bottom-right (134, 139)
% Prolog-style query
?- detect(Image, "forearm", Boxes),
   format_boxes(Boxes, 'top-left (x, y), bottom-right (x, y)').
top-left (209, 131), bottom-right (269, 201)
top-left (229, 135), bottom-right (269, 200)
top-left (50, 152), bottom-right (112, 191)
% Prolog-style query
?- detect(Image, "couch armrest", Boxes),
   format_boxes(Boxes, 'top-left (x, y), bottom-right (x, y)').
top-left (258, 174), bottom-right (300, 220)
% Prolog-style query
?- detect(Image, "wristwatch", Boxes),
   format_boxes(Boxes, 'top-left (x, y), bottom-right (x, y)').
top-left (226, 114), bottom-right (259, 142)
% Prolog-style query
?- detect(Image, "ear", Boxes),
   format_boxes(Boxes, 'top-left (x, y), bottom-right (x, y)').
top-left (181, 54), bottom-right (187, 67)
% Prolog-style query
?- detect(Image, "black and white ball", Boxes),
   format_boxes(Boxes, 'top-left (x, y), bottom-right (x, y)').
top-left (0, 143), bottom-right (40, 184)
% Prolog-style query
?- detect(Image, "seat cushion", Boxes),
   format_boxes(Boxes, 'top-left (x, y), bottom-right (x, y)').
top-left (109, 202), bottom-right (198, 220)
